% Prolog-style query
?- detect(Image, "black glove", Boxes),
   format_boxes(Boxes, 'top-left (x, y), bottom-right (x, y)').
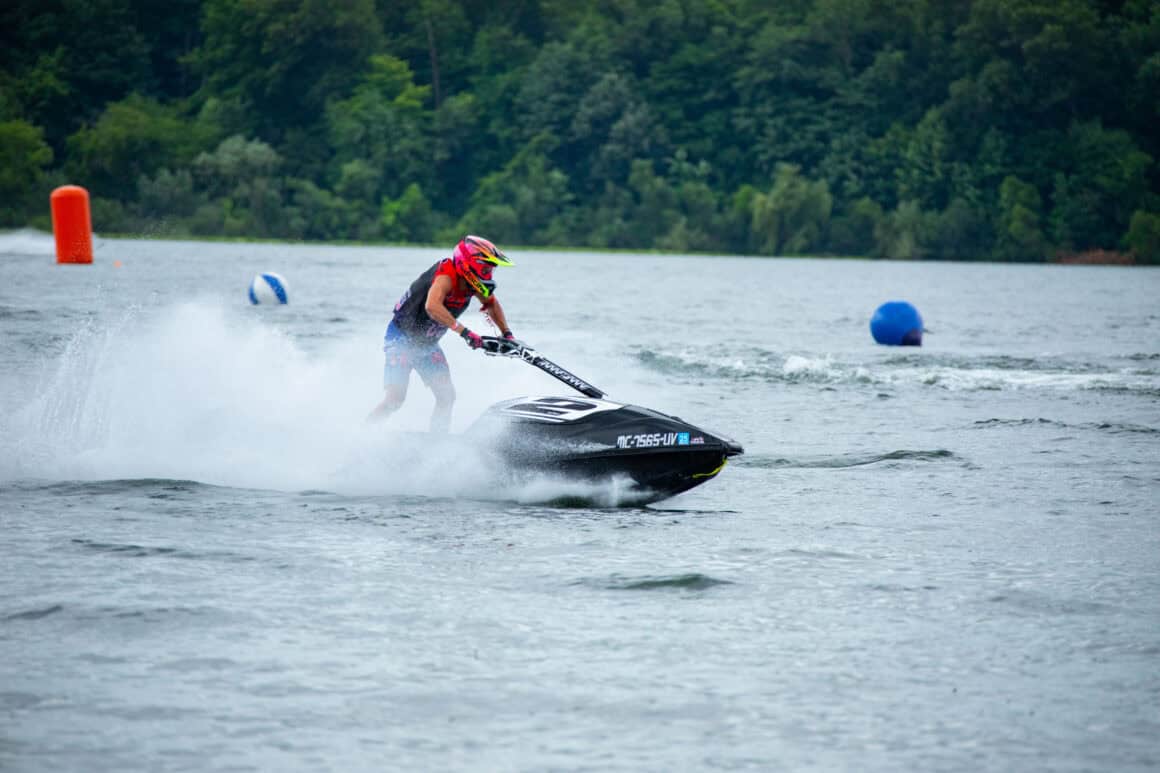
top-left (502, 330), bottom-right (516, 340)
top-left (460, 327), bottom-right (483, 349)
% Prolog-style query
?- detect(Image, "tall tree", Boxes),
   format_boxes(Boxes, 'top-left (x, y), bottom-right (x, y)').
top-left (191, 0), bottom-right (385, 142)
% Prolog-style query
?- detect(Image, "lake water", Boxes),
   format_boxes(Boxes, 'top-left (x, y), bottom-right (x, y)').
top-left (2, 233), bottom-right (1158, 772)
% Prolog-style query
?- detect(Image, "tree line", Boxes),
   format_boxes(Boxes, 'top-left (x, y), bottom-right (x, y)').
top-left (2, 0), bottom-right (1158, 263)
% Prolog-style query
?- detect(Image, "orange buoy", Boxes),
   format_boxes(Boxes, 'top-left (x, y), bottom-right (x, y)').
top-left (50, 185), bottom-right (93, 264)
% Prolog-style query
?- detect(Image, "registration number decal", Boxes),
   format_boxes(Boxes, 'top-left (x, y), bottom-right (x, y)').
top-left (616, 432), bottom-right (691, 449)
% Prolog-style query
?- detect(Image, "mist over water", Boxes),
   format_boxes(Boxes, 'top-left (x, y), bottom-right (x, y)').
top-left (1, 296), bottom-right (643, 504)
top-left (2, 235), bottom-right (1159, 771)
top-left (0, 234), bottom-right (614, 499)
top-left (7, 301), bottom-right (342, 484)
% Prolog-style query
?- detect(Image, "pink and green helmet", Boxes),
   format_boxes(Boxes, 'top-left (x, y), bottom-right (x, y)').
top-left (453, 235), bottom-right (513, 298)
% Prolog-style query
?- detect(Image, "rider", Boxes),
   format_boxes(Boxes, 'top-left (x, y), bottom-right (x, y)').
top-left (367, 235), bottom-right (516, 432)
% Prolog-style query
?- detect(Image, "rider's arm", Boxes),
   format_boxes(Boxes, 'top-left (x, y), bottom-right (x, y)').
top-left (481, 296), bottom-right (511, 336)
top-left (425, 274), bottom-right (465, 332)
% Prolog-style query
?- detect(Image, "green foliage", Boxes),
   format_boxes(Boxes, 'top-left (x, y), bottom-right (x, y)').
top-left (875, 200), bottom-right (931, 260)
top-left (926, 198), bottom-right (991, 261)
top-left (896, 109), bottom-right (954, 211)
top-left (626, 159), bottom-right (679, 248)
top-left (0, 50), bottom-right (69, 128)
top-left (193, 135), bottom-right (282, 199)
top-left (326, 55), bottom-right (431, 202)
top-left (459, 136), bottom-right (574, 244)
top-left (513, 38), bottom-right (613, 151)
top-left (996, 176), bottom-right (1048, 261)
top-left (829, 197), bottom-right (883, 257)
top-left (192, 0), bottom-right (384, 140)
top-left (1125, 210), bottom-right (1160, 265)
top-left (1, 0), bottom-right (1155, 262)
top-left (285, 179), bottom-right (353, 241)
top-left (381, 183), bottom-right (439, 243)
top-left (136, 169), bottom-right (203, 223)
top-left (90, 195), bottom-right (131, 234)
top-left (65, 95), bottom-right (213, 200)
top-left (1, 0), bottom-right (154, 146)
top-left (0, 120), bottom-right (53, 224)
top-left (953, 0), bottom-right (1109, 125)
top-left (569, 72), bottom-right (662, 191)
top-left (379, 0), bottom-right (473, 106)
top-left (1047, 121), bottom-right (1153, 251)
top-left (750, 164), bottom-right (833, 255)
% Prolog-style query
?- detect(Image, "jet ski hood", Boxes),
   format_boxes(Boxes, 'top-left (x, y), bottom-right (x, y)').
top-left (466, 396), bottom-right (743, 501)
top-left (465, 338), bottom-right (743, 502)
top-left (470, 396), bottom-right (742, 455)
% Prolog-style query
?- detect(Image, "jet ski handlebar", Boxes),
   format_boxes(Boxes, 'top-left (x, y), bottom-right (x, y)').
top-left (477, 336), bottom-right (606, 399)
top-left (479, 336), bottom-right (528, 357)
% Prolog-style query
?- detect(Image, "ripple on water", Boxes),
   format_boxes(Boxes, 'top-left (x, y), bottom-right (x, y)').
top-left (3, 604), bottom-right (64, 622)
top-left (972, 418), bottom-right (1160, 436)
top-left (0, 306), bottom-right (42, 321)
top-left (739, 449), bottom-right (959, 469)
top-left (578, 573), bottom-right (734, 591)
top-left (0, 691), bottom-right (43, 711)
top-left (152, 657), bottom-right (239, 672)
top-left (69, 538), bottom-right (257, 563)
top-left (986, 588), bottom-right (1121, 617)
top-left (773, 548), bottom-right (865, 561)
top-left (2, 602), bottom-right (232, 627)
top-left (866, 583), bottom-right (939, 593)
top-left (72, 539), bottom-right (179, 558)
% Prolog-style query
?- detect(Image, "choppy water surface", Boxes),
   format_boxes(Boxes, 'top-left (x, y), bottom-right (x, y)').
top-left (1, 233), bottom-right (1158, 771)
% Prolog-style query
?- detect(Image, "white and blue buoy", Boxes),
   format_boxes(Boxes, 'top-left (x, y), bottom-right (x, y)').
top-left (248, 272), bottom-right (289, 305)
top-left (870, 301), bottom-right (923, 346)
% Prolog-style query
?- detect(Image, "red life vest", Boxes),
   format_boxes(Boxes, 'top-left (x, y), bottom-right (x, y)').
top-left (390, 259), bottom-right (475, 341)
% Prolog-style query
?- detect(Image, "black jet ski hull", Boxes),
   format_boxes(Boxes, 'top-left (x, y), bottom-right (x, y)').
top-left (466, 396), bottom-right (743, 502)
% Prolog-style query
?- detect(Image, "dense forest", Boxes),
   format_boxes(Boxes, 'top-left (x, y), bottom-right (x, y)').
top-left (2, 0), bottom-right (1158, 262)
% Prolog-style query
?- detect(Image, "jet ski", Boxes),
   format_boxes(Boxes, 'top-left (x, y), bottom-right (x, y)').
top-left (467, 337), bottom-right (743, 502)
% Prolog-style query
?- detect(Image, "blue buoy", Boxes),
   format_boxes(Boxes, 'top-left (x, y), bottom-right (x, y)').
top-left (248, 272), bottom-right (288, 305)
top-left (870, 301), bottom-right (923, 346)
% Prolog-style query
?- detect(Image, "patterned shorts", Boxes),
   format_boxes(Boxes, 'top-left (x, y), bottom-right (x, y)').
top-left (382, 325), bottom-right (450, 389)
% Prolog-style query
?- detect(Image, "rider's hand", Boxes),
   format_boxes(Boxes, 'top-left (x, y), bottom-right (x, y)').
top-left (502, 330), bottom-right (516, 341)
top-left (460, 327), bottom-right (483, 349)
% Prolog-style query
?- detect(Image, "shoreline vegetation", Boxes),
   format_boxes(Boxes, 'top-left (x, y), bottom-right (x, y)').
top-left (2, 1), bottom-right (1158, 265)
